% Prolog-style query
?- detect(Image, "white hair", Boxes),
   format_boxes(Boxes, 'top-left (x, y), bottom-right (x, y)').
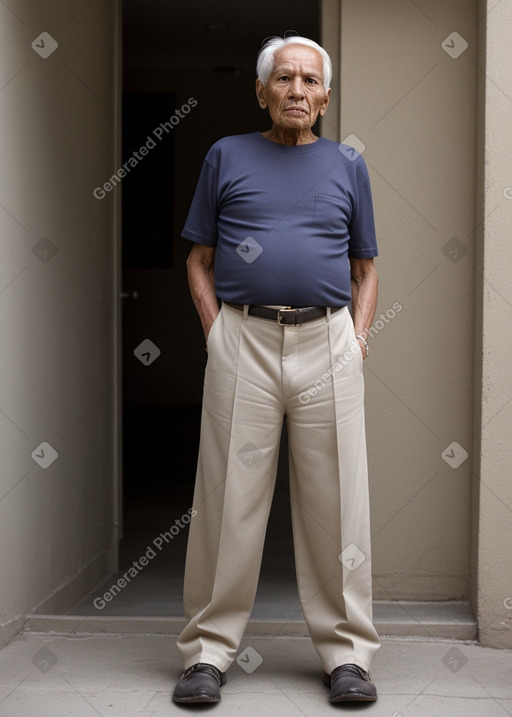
top-left (256, 35), bottom-right (332, 91)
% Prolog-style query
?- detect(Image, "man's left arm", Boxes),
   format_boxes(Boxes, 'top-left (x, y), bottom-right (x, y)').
top-left (350, 257), bottom-right (378, 360)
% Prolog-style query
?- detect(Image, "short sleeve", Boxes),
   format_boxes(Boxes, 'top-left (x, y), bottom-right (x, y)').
top-left (348, 156), bottom-right (378, 259)
top-left (181, 151), bottom-right (220, 247)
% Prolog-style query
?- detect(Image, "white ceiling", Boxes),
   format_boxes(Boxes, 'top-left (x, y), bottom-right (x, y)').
top-left (122, 0), bottom-right (320, 69)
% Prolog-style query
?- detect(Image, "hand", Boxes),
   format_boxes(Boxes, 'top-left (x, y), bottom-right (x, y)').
top-left (356, 336), bottom-right (368, 360)
top-left (204, 317), bottom-right (217, 343)
top-left (204, 311), bottom-right (220, 350)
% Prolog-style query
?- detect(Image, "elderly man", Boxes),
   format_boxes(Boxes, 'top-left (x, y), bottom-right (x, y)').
top-left (172, 33), bottom-right (381, 705)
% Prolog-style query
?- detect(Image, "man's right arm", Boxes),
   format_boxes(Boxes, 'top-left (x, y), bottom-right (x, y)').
top-left (186, 243), bottom-right (218, 341)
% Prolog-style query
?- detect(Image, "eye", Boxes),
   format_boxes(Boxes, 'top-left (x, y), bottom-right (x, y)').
top-left (278, 75), bottom-right (289, 82)
top-left (306, 77), bottom-right (318, 84)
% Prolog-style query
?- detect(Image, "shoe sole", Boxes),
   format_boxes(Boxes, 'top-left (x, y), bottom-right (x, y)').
top-left (330, 694), bottom-right (377, 702)
top-left (172, 695), bottom-right (221, 703)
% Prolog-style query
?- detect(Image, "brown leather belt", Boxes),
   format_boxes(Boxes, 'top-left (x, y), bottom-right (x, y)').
top-left (226, 303), bottom-right (342, 326)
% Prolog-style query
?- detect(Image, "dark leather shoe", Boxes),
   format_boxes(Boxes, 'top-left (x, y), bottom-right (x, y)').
top-left (173, 662), bottom-right (227, 703)
top-left (323, 663), bottom-right (377, 702)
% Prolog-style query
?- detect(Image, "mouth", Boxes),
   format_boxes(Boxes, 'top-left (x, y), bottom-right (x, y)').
top-left (284, 107), bottom-right (308, 116)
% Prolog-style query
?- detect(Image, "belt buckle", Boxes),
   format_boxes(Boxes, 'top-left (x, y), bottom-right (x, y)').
top-left (277, 307), bottom-right (298, 326)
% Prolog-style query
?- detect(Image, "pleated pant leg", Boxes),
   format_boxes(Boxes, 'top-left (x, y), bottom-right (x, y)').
top-left (285, 305), bottom-right (381, 674)
top-left (176, 302), bottom-right (381, 674)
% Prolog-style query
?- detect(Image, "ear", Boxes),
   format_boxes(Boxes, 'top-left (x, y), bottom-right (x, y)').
top-left (255, 78), bottom-right (267, 109)
top-left (319, 87), bottom-right (332, 117)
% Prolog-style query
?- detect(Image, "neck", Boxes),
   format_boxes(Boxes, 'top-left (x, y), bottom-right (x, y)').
top-left (261, 126), bottom-right (318, 146)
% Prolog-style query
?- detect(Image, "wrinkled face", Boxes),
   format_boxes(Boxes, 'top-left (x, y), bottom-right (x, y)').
top-left (256, 44), bottom-right (331, 131)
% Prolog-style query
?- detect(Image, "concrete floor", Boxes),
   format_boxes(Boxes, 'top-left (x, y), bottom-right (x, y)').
top-left (0, 631), bottom-right (511, 716)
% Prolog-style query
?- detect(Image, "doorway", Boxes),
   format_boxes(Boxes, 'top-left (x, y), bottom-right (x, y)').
top-left (68, 0), bottom-right (321, 618)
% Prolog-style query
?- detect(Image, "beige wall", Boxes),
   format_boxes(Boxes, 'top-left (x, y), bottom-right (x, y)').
top-left (0, 0), bottom-right (121, 647)
top-left (474, 0), bottom-right (512, 649)
top-left (335, 0), bottom-right (478, 601)
top-left (331, 0), bottom-right (512, 649)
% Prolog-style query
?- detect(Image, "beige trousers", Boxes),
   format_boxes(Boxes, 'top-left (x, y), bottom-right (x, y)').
top-left (177, 302), bottom-right (381, 674)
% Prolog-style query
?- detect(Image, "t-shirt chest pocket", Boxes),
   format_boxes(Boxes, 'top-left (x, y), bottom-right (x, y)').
top-left (314, 193), bottom-right (352, 232)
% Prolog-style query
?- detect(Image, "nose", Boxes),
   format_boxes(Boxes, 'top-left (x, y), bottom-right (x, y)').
top-left (288, 76), bottom-right (305, 100)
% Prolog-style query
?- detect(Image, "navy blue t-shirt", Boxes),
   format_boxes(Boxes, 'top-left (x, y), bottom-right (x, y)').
top-left (182, 132), bottom-right (378, 307)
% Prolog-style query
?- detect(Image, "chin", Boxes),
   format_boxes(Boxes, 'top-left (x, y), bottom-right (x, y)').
top-left (280, 117), bottom-right (310, 129)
